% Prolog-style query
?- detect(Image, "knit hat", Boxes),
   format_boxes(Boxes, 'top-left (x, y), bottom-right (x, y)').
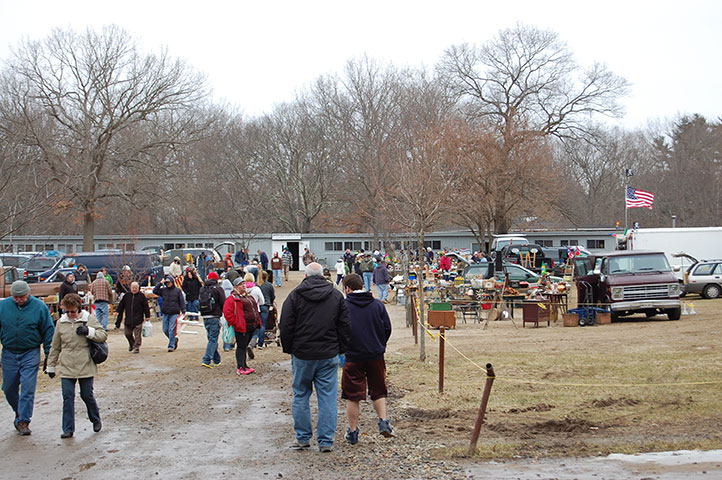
top-left (10, 280), bottom-right (30, 296)
top-left (96, 272), bottom-right (104, 279)
top-left (233, 277), bottom-right (244, 286)
top-left (164, 275), bottom-right (174, 283)
top-left (207, 272), bottom-right (219, 280)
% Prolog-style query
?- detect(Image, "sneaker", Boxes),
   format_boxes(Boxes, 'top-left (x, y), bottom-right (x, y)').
top-left (132, 349), bottom-right (139, 354)
top-left (319, 445), bottom-right (333, 453)
top-left (174, 337), bottom-right (179, 351)
top-left (378, 418), bottom-right (394, 438)
top-left (168, 348), bottom-right (174, 352)
top-left (128, 346), bottom-right (133, 352)
top-left (247, 346), bottom-right (255, 360)
top-left (93, 421), bottom-right (102, 433)
top-left (236, 368), bottom-right (244, 376)
top-left (291, 440), bottom-right (310, 450)
top-left (201, 363), bottom-right (214, 369)
top-left (213, 361), bottom-right (222, 368)
top-left (240, 367), bottom-right (255, 375)
top-left (16, 421), bottom-right (31, 436)
top-left (257, 344), bottom-right (265, 350)
top-left (345, 427), bottom-right (359, 445)
top-left (60, 431), bottom-right (73, 438)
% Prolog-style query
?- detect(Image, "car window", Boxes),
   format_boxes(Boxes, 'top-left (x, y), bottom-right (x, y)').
top-left (505, 265), bottom-right (533, 281)
top-left (693, 263), bottom-right (717, 276)
top-left (27, 258), bottom-right (56, 270)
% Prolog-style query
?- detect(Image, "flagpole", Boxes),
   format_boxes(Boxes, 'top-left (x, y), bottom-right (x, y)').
top-left (624, 183), bottom-right (628, 231)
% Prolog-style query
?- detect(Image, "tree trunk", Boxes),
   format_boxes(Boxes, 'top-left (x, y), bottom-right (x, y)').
top-left (83, 211), bottom-right (95, 252)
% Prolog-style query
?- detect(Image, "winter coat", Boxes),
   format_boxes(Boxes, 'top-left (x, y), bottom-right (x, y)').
top-left (152, 283), bottom-right (186, 315)
top-left (223, 292), bottom-right (259, 333)
top-left (58, 279), bottom-right (78, 303)
top-left (182, 275), bottom-right (202, 301)
top-left (259, 282), bottom-right (275, 306)
top-left (169, 262), bottom-right (182, 278)
top-left (0, 296), bottom-right (54, 354)
top-left (335, 261), bottom-right (346, 276)
top-left (344, 292), bottom-right (392, 363)
top-left (271, 256), bottom-right (283, 270)
top-left (47, 310), bottom-right (108, 378)
top-left (359, 257), bottom-right (374, 273)
top-left (259, 251), bottom-right (269, 270)
top-left (372, 264), bottom-right (391, 285)
top-left (115, 291), bottom-right (150, 328)
top-left (280, 275), bottom-right (351, 360)
top-left (200, 279), bottom-right (225, 318)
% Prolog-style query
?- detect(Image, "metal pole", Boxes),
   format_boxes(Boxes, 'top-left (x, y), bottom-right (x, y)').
top-left (468, 363), bottom-right (496, 456)
top-left (439, 326), bottom-right (445, 393)
top-left (624, 184), bottom-right (628, 231)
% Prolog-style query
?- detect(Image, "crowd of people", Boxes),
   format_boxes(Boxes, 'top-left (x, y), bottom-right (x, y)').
top-left (0, 248), bottom-right (396, 451)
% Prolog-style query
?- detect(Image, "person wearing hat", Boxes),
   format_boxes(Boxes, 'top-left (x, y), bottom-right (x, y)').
top-left (152, 275), bottom-right (186, 352)
top-left (281, 248), bottom-right (293, 282)
top-left (90, 271), bottom-right (113, 330)
top-left (0, 280), bottom-right (55, 436)
top-left (223, 277), bottom-right (260, 375)
top-left (198, 271), bottom-right (225, 368)
top-left (169, 257), bottom-right (183, 278)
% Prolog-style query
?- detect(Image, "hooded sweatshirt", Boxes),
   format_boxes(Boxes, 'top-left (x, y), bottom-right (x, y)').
top-left (344, 291), bottom-right (392, 362)
top-left (280, 275), bottom-right (351, 360)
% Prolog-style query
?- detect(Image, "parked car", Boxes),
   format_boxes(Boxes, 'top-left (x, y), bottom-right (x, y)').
top-left (499, 243), bottom-right (549, 273)
top-left (0, 253), bottom-right (33, 279)
top-left (542, 246), bottom-right (591, 276)
top-left (683, 259), bottom-right (722, 299)
top-left (576, 250), bottom-right (682, 321)
top-left (23, 256), bottom-right (58, 283)
top-left (462, 262), bottom-right (563, 290)
top-left (161, 248), bottom-right (222, 275)
top-left (39, 251), bottom-right (163, 285)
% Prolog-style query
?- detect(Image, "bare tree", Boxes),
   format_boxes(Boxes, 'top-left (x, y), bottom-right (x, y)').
top-left (0, 25), bottom-right (209, 250)
top-left (437, 23), bottom-right (629, 233)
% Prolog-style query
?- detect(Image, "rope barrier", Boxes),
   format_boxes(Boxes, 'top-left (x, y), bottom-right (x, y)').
top-left (414, 315), bottom-right (722, 388)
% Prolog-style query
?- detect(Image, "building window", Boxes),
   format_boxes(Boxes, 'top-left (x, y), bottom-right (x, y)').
top-left (587, 239), bottom-right (605, 249)
top-left (560, 239), bottom-right (579, 247)
top-left (324, 242), bottom-right (343, 251)
top-left (423, 240), bottom-right (442, 250)
top-left (204, 243), bottom-right (214, 249)
top-left (534, 239), bottom-right (553, 247)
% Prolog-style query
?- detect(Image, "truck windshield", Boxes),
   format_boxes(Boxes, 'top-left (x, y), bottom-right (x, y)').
top-left (606, 254), bottom-right (672, 274)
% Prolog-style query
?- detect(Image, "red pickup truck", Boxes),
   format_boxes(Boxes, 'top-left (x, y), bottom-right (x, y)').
top-left (576, 250), bottom-right (682, 321)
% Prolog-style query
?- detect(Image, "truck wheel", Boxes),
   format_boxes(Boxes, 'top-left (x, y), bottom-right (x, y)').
top-left (702, 284), bottom-right (721, 299)
top-left (666, 308), bottom-right (681, 321)
top-left (645, 310), bottom-right (656, 318)
top-left (610, 311), bottom-right (620, 323)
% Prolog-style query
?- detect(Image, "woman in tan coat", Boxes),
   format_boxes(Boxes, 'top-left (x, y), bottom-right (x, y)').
top-left (47, 293), bottom-right (108, 438)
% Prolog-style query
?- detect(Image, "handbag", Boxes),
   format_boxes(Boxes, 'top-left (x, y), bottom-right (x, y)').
top-left (221, 318), bottom-right (236, 345)
top-left (88, 339), bottom-right (109, 364)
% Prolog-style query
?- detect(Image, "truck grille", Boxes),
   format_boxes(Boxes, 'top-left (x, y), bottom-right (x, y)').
top-left (623, 284), bottom-right (670, 300)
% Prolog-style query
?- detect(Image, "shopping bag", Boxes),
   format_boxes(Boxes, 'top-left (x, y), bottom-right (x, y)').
top-left (142, 320), bottom-right (154, 337)
top-left (221, 318), bottom-right (236, 345)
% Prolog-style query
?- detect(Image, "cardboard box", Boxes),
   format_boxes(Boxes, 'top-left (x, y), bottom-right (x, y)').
top-left (428, 310), bottom-right (456, 329)
top-left (597, 312), bottom-right (611, 324)
top-left (562, 313), bottom-right (578, 327)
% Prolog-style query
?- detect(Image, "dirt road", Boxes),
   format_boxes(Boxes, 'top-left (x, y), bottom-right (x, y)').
top-left (1, 272), bottom-right (721, 479)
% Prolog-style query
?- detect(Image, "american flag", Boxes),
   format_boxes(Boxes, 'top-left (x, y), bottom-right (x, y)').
top-left (626, 187), bottom-right (654, 209)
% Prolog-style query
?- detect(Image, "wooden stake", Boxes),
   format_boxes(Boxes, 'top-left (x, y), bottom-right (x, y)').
top-left (468, 363), bottom-right (496, 456)
top-left (439, 326), bottom-right (445, 393)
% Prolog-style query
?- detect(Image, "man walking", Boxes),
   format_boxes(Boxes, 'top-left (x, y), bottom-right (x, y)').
top-left (341, 273), bottom-right (394, 445)
top-left (0, 281), bottom-right (55, 435)
top-left (258, 250), bottom-right (269, 271)
top-left (372, 260), bottom-right (392, 303)
top-left (90, 272), bottom-right (113, 330)
top-left (282, 248), bottom-right (293, 281)
top-left (198, 272), bottom-right (225, 368)
top-left (115, 282), bottom-right (150, 354)
top-left (359, 253), bottom-right (375, 292)
top-left (153, 275), bottom-right (186, 352)
top-left (271, 252), bottom-right (283, 287)
top-left (280, 262), bottom-right (351, 452)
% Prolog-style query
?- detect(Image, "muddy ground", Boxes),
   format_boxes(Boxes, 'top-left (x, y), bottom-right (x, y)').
top-left (1, 272), bottom-right (721, 479)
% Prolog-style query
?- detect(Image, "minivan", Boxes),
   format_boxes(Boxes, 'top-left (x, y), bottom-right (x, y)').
top-left (39, 251), bottom-right (163, 285)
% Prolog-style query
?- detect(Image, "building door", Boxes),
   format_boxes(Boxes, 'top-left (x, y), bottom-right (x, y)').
top-left (287, 242), bottom-right (300, 271)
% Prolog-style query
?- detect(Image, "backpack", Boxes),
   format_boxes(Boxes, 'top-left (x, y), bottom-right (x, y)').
top-left (199, 285), bottom-right (216, 315)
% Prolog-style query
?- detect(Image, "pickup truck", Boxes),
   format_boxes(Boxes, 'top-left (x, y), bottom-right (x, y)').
top-left (0, 266), bottom-right (69, 299)
top-left (575, 250), bottom-right (682, 321)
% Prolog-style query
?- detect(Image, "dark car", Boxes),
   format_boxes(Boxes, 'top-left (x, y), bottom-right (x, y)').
top-left (499, 244), bottom-right (549, 273)
top-left (39, 251), bottom-right (163, 285)
top-left (23, 256), bottom-right (58, 283)
top-left (462, 262), bottom-right (563, 290)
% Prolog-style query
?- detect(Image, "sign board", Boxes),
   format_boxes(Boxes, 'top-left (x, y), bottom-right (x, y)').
top-left (272, 233), bottom-right (302, 241)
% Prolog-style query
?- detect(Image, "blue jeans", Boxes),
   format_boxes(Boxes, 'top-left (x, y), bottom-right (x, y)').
top-left (291, 355), bottom-right (339, 447)
top-left (61, 377), bottom-right (100, 434)
top-left (161, 313), bottom-right (179, 349)
top-left (273, 269), bottom-right (282, 287)
top-left (377, 283), bottom-right (389, 301)
top-left (202, 317), bottom-right (221, 365)
top-left (187, 299), bottom-right (199, 314)
top-left (363, 272), bottom-right (373, 292)
top-left (255, 306), bottom-right (269, 347)
top-left (94, 302), bottom-right (109, 330)
top-left (1, 348), bottom-right (41, 425)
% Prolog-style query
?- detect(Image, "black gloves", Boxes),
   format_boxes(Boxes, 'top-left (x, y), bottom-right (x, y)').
top-left (47, 372), bottom-right (55, 379)
top-left (76, 324), bottom-right (89, 336)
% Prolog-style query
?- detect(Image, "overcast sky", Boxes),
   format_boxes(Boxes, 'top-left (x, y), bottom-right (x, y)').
top-left (0, 0), bottom-right (719, 129)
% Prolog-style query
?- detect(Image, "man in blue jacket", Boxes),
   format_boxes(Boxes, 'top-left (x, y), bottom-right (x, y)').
top-left (153, 275), bottom-right (186, 352)
top-left (341, 273), bottom-right (393, 445)
top-left (0, 281), bottom-right (54, 435)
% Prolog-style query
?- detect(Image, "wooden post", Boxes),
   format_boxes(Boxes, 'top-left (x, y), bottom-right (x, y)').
top-left (468, 363), bottom-right (496, 456)
top-left (438, 326), bottom-right (445, 393)
top-left (411, 293), bottom-right (418, 345)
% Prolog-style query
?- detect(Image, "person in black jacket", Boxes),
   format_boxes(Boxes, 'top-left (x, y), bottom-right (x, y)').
top-left (340, 273), bottom-right (393, 445)
top-left (181, 268), bottom-right (203, 314)
top-left (199, 272), bottom-right (225, 368)
top-left (58, 273), bottom-right (78, 305)
top-left (152, 275), bottom-right (186, 352)
top-left (280, 262), bottom-right (351, 453)
top-left (115, 282), bottom-right (150, 354)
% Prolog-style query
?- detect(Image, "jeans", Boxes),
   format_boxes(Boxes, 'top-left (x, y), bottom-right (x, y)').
top-left (362, 272), bottom-right (373, 292)
top-left (291, 355), bottom-right (339, 447)
top-left (273, 269), bottom-right (282, 287)
top-left (377, 283), bottom-right (389, 301)
top-left (94, 302), bottom-right (109, 330)
top-left (202, 317), bottom-right (221, 365)
top-left (161, 313), bottom-right (179, 349)
top-left (1, 348), bottom-right (40, 425)
top-left (187, 299), bottom-right (199, 314)
top-left (61, 377), bottom-right (100, 434)
top-left (254, 306), bottom-right (269, 347)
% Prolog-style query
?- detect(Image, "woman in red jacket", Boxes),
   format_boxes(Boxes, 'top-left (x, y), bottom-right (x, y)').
top-left (223, 277), bottom-right (260, 375)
